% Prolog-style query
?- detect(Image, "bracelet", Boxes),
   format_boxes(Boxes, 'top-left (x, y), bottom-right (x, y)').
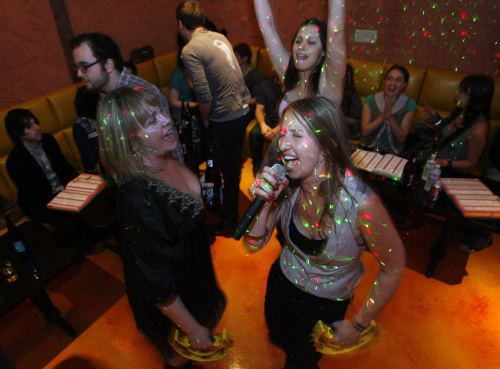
top-left (351, 319), bottom-right (366, 333)
top-left (446, 160), bottom-right (453, 169)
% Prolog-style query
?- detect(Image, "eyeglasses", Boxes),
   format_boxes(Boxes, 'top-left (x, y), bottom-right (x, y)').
top-left (73, 59), bottom-right (104, 74)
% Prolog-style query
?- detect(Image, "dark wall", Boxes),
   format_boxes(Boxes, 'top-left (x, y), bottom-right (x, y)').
top-left (0, 0), bottom-right (498, 110)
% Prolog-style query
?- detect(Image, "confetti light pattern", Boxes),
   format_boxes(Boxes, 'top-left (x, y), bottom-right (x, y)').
top-left (268, 0), bottom-right (498, 75)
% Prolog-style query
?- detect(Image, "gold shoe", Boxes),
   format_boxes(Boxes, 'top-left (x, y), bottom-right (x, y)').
top-left (168, 327), bottom-right (232, 361)
top-left (311, 320), bottom-right (376, 354)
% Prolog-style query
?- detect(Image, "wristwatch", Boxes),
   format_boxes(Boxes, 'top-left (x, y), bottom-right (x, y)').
top-left (446, 160), bottom-right (453, 169)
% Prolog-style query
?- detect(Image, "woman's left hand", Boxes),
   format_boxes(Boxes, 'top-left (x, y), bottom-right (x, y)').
top-left (200, 174), bottom-right (224, 196)
top-left (331, 320), bottom-right (362, 346)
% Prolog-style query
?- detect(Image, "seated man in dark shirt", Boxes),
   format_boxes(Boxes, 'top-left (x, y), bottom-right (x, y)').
top-left (5, 108), bottom-right (98, 254)
top-left (249, 72), bottom-right (282, 176)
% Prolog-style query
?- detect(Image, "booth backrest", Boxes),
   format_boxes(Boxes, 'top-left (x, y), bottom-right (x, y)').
top-left (1, 46), bottom-right (498, 206)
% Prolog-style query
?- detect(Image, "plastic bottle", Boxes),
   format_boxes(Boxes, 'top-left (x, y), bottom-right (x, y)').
top-left (5, 215), bottom-right (40, 280)
top-left (421, 154), bottom-right (436, 181)
top-left (205, 146), bottom-right (223, 213)
top-left (424, 164), bottom-right (441, 192)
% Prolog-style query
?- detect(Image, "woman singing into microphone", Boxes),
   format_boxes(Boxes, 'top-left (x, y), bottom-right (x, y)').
top-left (246, 97), bottom-right (405, 369)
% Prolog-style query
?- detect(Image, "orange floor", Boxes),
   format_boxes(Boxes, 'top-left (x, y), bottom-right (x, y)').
top-left (1, 159), bottom-right (500, 369)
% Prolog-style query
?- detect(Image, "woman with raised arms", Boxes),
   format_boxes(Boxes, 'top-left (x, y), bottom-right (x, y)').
top-left (254, 0), bottom-right (346, 171)
top-left (254, 0), bottom-right (346, 109)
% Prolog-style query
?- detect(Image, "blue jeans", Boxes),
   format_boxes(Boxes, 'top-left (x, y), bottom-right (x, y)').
top-left (208, 113), bottom-right (250, 226)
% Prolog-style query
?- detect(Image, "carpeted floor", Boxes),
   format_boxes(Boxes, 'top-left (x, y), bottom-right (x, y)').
top-left (1, 159), bottom-right (499, 369)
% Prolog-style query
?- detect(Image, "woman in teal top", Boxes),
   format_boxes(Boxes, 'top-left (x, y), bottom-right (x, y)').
top-left (169, 52), bottom-right (198, 124)
top-left (361, 65), bottom-right (417, 155)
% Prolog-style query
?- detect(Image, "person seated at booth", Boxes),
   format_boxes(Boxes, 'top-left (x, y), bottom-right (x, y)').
top-left (249, 70), bottom-right (282, 176)
top-left (341, 63), bottom-right (363, 140)
top-left (360, 65), bottom-right (417, 154)
top-left (5, 109), bottom-right (99, 255)
top-left (426, 74), bottom-right (494, 173)
top-left (233, 42), bottom-right (262, 117)
top-left (168, 48), bottom-right (198, 124)
top-left (427, 74), bottom-right (495, 252)
top-left (73, 86), bottom-right (101, 174)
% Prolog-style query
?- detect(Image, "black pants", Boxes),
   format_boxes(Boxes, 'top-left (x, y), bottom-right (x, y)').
top-left (208, 113), bottom-right (250, 226)
top-left (265, 260), bottom-right (350, 369)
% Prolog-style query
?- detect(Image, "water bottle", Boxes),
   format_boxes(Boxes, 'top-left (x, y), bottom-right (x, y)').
top-left (424, 164), bottom-right (441, 192)
top-left (421, 154), bottom-right (436, 181)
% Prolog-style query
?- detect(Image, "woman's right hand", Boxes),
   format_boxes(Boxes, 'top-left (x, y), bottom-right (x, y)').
top-left (249, 165), bottom-right (289, 205)
top-left (186, 324), bottom-right (215, 351)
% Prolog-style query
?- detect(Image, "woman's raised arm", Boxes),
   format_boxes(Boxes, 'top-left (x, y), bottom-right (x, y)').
top-left (254, 0), bottom-right (290, 80)
top-left (320, 0), bottom-right (347, 105)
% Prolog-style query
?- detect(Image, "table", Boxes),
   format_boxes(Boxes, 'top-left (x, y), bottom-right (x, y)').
top-left (0, 222), bottom-right (78, 336)
top-left (364, 171), bottom-right (500, 277)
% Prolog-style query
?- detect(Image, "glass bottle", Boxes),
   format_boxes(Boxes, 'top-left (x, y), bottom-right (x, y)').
top-left (402, 157), bottom-right (416, 187)
top-left (205, 146), bottom-right (223, 213)
top-left (5, 215), bottom-right (40, 280)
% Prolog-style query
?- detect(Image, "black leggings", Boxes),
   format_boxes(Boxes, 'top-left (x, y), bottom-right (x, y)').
top-left (265, 260), bottom-right (350, 369)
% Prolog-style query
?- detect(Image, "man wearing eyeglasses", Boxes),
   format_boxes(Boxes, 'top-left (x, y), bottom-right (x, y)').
top-left (71, 32), bottom-right (183, 163)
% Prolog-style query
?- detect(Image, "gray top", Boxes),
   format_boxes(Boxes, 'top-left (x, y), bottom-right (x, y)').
top-left (276, 172), bottom-right (373, 300)
top-left (182, 29), bottom-right (250, 122)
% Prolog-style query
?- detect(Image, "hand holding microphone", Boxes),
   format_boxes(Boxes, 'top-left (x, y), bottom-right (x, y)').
top-left (232, 164), bottom-right (288, 240)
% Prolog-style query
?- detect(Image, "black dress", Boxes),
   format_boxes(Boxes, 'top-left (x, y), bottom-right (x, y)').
top-left (117, 177), bottom-right (225, 359)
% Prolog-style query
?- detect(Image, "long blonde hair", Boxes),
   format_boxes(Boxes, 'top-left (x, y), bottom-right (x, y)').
top-left (97, 86), bottom-right (162, 185)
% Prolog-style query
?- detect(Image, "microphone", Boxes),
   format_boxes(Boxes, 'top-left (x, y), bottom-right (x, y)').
top-left (232, 164), bottom-right (287, 240)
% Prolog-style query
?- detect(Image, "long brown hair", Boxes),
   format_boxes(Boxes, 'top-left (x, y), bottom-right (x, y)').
top-left (277, 97), bottom-right (361, 237)
top-left (284, 18), bottom-right (327, 96)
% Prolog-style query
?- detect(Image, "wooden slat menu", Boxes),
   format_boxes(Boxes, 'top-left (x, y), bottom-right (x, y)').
top-left (440, 178), bottom-right (500, 219)
top-left (47, 174), bottom-right (106, 213)
top-left (351, 149), bottom-right (408, 181)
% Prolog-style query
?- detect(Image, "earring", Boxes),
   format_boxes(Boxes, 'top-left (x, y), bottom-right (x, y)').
top-left (133, 150), bottom-right (144, 166)
top-left (314, 162), bottom-right (329, 182)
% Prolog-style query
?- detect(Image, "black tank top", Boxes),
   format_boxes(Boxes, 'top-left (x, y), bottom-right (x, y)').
top-left (289, 217), bottom-right (326, 256)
